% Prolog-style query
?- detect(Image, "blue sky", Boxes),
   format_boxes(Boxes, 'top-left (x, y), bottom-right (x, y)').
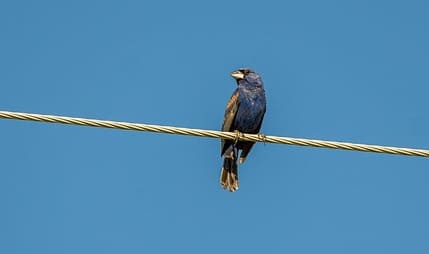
top-left (1, 0), bottom-right (428, 253)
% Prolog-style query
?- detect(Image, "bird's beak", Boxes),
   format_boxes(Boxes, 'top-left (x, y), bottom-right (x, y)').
top-left (231, 70), bottom-right (245, 80)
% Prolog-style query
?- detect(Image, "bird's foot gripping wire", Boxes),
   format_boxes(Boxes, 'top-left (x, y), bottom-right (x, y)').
top-left (258, 133), bottom-right (267, 145)
top-left (233, 130), bottom-right (243, 145)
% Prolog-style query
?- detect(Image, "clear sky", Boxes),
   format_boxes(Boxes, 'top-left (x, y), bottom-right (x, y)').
top-left (1, 0), bottom-right (428, 253)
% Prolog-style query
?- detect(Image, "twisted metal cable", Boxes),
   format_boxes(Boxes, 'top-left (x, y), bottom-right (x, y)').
top-left (0, 110), bottom-right (428, 157)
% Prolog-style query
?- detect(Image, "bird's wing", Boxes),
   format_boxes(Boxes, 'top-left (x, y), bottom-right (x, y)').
top-left (221, 89), bottom-right (240, 156)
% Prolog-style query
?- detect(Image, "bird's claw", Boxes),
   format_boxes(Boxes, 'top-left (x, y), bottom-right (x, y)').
top-left (233, 130), bottom-right (243, 144)
top-left (258, 133), bottom-right (267, 145)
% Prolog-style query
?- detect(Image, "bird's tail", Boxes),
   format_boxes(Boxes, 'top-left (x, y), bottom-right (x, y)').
top-left (220, 147), bottom-right (239, 192)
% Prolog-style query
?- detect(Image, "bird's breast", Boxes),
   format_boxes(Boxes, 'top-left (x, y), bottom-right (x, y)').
top-left (234, 89), bottom-right (266, 133)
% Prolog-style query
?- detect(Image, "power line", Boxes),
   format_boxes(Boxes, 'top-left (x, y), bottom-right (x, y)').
top-left (0, 110), bottom-right (428, 157)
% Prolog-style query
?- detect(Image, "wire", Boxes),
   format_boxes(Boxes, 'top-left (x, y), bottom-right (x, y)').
top-left (0, 110), bottom-right (428, 157)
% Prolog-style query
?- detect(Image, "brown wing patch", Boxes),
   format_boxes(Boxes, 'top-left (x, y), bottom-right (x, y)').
top-left (221, 90), bottom-right (240, 156)
top-left (226, 91), bottom-right (239, 109)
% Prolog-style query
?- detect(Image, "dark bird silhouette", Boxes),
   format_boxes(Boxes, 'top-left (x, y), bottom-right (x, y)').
top-left (220, 68), bottom-right (266, 192)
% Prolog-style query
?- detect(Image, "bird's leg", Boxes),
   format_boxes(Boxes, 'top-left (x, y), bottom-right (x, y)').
top-left (233, 130), bottom-right (243, 145)
top-left (258, 133), bottom-right (267, 145)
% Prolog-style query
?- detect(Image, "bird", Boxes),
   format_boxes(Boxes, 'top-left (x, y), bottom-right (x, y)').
top-left (220, 68), bottom-right (266, 192)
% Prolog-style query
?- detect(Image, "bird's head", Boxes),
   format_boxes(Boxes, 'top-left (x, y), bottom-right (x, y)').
top-left (230, 68), bottom-right (263, 88)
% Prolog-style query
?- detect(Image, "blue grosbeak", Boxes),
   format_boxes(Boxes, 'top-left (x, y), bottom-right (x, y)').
top-left (220, 68), bottom-right (266, 192)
